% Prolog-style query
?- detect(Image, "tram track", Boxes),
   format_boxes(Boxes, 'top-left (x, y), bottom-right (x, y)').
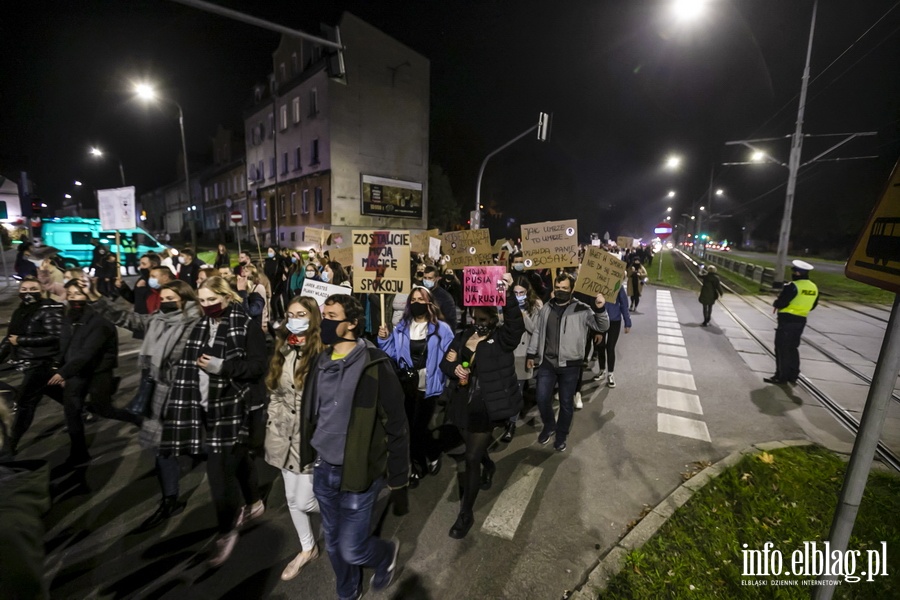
top-left (673, 249), bottom-right (900, 472)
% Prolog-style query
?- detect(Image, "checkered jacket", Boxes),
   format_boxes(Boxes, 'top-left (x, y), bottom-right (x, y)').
top-left (159, 304), bottom-right (257, 455)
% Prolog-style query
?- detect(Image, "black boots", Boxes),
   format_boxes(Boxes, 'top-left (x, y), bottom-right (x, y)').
top-left (449, 511), bottom-right (474, 539)
top-left (480, 460), bottom-right (496, 491)
top-left (137, 495), bottom-right (186, 531)
top-left (500, 422), bottom-right (516, 443)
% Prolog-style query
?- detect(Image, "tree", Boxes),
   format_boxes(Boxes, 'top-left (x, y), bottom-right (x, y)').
top-left (428, 164), bottom-right (460, 231)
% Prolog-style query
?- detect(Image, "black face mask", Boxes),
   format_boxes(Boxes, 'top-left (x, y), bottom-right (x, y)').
top-left (475, 324), bottom-right (492, 337)
top-left (159, 301), bottom-right (180, 314)
top-left (555, 291), bottom-right (572, 304)
top-left (19, 292), bottom-right (41, 305)
top-left (68, 300), bottom-right (87, 319)
top-left (320, 318), bottom-right (353, 346)
top-left (410, 303), bottom-right (428, 318)
top-left (139, 268), bottom-right (151, 279)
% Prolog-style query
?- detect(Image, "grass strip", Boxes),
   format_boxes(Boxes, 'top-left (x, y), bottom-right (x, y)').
top-left (652, 250), bottom-right (697, 290)
top-left (599, 445), bottom-right (900, 599)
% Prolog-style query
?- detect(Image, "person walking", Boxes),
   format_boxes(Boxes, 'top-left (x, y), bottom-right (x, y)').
top-left (264, 296), bottom-right (325, 580)
top-left (698, 265), bottom-right (724, 326)
top-left (439, 273), bottom-right (523, 538)
top-left (502, 277), bottom-right (543, 442)
top-left (87, 279), bottom-right (202, 530)
top-left (49, 279), bottom-right (142, 468)
top-left (526, 274), bottom-right (609, 452)
top-left (378, 286), bottom-right (453, 487)
top-left (593, 285), bottom-right (631, 388)
top-left (214, 244), bottom-right (230, 269)
top-left (764, 260), bottom-right (819, 385)
top-left (0, 277), bottom-right (64, 456)
top-left (177, 249), bottom-right (201, 289)
top-left (158, 277), bottom-right (268, 567)
top-left (299, 294), bottom-right (409, 599)
top-left (626, 259), bottom-right (647, 312)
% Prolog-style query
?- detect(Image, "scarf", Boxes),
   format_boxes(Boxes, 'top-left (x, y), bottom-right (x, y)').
top-left (139, 301), bottom-right (202, 379)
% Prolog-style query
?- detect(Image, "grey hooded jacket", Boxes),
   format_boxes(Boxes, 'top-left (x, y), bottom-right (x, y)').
top-left (527, 298), bottom-right (609, 368)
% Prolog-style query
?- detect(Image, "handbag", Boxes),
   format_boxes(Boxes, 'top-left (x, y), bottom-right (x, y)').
top-left (126, 374), bottom-right (155, 417)
top-left (245, 404), bottom-right (268, 449)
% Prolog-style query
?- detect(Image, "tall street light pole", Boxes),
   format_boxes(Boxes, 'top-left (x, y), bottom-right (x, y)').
top-left (135, 83), bottom-right (196, 249)
top-left (89, 147), bottom-right (127, 186)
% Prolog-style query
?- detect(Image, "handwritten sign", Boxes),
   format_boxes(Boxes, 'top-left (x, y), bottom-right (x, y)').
top-left (441, 229), bottom-right (492, 269)
top-left (301, 278), bottom-right (348, 306)
top-left (574, 246), bottom-right (626, 297)
top-left (329, 246), bottom-right (353, 267)
top-left (305, 227), bottom-right (330, 247)
top-left (521, 219), bottom-right (578, 269)
top-left (492, 238), bottom-right (509, 254)
top-left (352, 230), bottom-right (411, 294)
top-left (411, 228), bottom-right (440, 255)
top-left (97, 186), bottom-right (136, 231)
top-left (616, 236), bottom-right (634, 249)
top-left (463, 266), bottom-right (507, 307)
top-left (428, 237), bottom-right (442, 262)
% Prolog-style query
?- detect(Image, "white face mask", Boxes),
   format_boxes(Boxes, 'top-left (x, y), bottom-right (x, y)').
top-left (268, 251), bottom-right (275, 258)
top-left (512, 263), bottom-right (525, 271)
top-left (286, 317), bottom-right (310, 334)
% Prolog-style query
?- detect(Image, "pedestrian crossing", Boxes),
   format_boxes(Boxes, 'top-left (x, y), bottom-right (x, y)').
top-left (655, 290), bottom-right (711, 443)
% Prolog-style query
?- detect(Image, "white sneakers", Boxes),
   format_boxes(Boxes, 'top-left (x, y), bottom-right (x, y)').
top-left (281, 545), bottom-right (319, 581)
top-left (209, 531), bottom-right (238, 568)
top-left (593, 369), bottom-right (606, 382)
top-left (607, 373), bottom-right (616, 388)
top-left (574, 392), bottom-right (583, 409)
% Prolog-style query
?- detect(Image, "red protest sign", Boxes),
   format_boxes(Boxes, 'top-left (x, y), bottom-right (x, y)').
top-left (463, 266), bottom-right (507, 307)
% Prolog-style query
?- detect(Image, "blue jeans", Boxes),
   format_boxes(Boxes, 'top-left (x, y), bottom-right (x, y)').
top-left (313, 461), bottom-right (392, 600)
top-left (535, 363), bottom-right (581, 443)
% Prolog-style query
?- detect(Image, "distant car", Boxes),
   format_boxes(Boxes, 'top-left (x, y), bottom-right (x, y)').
top-left (41, 217), bottom-right (168, 268)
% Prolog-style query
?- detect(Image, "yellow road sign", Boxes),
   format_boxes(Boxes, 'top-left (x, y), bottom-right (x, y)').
top-left (846, 159), bottom-right (900, 293)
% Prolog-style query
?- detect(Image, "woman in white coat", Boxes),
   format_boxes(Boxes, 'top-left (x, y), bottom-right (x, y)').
top-left (264, 295), bottom-right (325, 580)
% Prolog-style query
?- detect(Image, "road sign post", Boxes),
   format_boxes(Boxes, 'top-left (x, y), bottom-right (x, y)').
top-left (231, 211), bottom-right (243, 256)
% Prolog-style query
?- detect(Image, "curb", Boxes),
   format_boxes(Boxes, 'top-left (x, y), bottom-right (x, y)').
top-left (569, 439), bottom-right (813, 600)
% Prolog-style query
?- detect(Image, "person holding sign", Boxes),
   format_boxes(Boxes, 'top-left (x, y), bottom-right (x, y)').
top-left (526, 274), bottom-right (609, 452)
top-left (439, 273), bottom-right (524, 539)
top-left (378, 287), bottom-right (454, 487)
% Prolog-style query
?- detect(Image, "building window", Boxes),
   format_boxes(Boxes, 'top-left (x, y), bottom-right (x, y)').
top-left (291, 232), bottom-right (296, 242)
top-left (280, 194), bottom-right (286, 217)
top-left (314, 187), bottom-right (323, 213)
top-left (204, 187), bottom-right (210, 202)
top-left (311, 139), bottom-right (319, 165)
top-left (268, 113), bottom-right (274, 137)
top-left (282, 151), bottom-right (289, 175)
top-left (261, 198), bottom-right (268, 221)
top-left (291, 52), bottom-right (299, 75)
top-left (279, 105), bottom-right (288, 131)
top-left (213, 183), bottom-right (219, 199)
top-left (301, 189), bottom-right (309, 214)
top-left (240, 176), bottom-right (245, 192)
top-left (293, 146), bottom-right (301, 171)
top-left (279, 62), bottom-right (286, 82)
top-left (269, 157), bottom-right (276, 179)
top-left (309, 88), bottom-right (318, 116)
top-left (257, 122), bottom-right (265, 143)
top-left (253, 200), bottom-right (260, 221)
top-left (249, 166), bottom-right (256, 181)
top-left (258, 160), bottom-right (264, 180)
top-left (280, 232), bottom-right (285, 241)
top-left (292, 97), bottom-right (300, 124)
top-left (290, 191), bottom-right (297, 215)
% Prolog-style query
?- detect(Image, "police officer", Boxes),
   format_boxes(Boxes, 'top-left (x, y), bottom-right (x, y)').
top-left (764, 260), bottom-right (818, 385)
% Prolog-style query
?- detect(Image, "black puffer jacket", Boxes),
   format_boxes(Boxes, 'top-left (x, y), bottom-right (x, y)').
top-left (0, 300), bottom-right (64, 365)
top-left (56, 305), bottom-right (118, 379)
top-left (441, 290), bottom-right (525, 421)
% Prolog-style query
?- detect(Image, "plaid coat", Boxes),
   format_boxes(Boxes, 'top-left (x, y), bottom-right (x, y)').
top-left (159, 304), bottom-right (263, 455)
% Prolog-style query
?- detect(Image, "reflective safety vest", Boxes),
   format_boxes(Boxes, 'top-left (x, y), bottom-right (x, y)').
top-left (779, 279), bottom-right (818, 317)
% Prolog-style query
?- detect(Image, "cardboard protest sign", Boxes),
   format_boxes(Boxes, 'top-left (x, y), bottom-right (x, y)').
top-left (520, 219), bottom-right (579, 269)
top-left (428, 237), bottom-right (442, 262)
top-left (463, 266), bottom-right (507, 307)
top-left (97, 187), bottom-right (136, 231)
top-left (305, 227), bottom-right (330, 247)
top-left (616, 236), bottom-right (634, 249)
top-left (411, 229), bottom-right (440, 255)
top-left (301, 278), bottom-right (348, 306)
top-left (440, 229), bottom-right (492, 269)
top-left (351, 230), bottom-right (411, 294)
top-left (328, 246), bottom-right (353, 267)
top-left (574, 246), bottom-right (627, 298)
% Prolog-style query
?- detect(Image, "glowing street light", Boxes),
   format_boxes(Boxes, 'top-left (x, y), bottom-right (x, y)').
top-left (667, 207), bottom-right (672, 212)
top-left (134, 82), bottom-right (157, 101)
top-left (715, 188), bottom-right (724, 196)
top-left (665, 155), bottom-right (682, 170)
top-left (64, 194), bottom-right (72, 199)
top-left (750, 150), bottom-right (765, 162)
top-left (89, 147), bottom-right (126, 187)
top-left (671, 0), bottom-right (708, 21)
top-left (74, 180), bottom-right (82, 186)
top-left (700, 206), bottom-right (706, 211)
top-left (90, 147), bottom-right (103, 157)
top-left (667, 190), bottom-right (676, 198)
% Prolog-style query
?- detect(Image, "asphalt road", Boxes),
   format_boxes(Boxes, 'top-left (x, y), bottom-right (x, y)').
top-left (3, 282), bottom-right (861, 599)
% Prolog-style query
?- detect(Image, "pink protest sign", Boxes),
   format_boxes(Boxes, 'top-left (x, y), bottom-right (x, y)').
top-left (463, 266), bottom-right (507, 306)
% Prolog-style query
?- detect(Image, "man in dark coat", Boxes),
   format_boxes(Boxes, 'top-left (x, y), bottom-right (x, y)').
top-left (177, 248), bottom-right (201, 288)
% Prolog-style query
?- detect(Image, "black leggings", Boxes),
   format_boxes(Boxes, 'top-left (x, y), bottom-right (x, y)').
top-left (11, 363), bottom-right (63, 450)
top-left (596, 319), bottom-right (623, 372)
top-left (207, 444), bottom-right (260, 533)
top-left (405, 391), bottom-right (439, 475)
top-left (458, 430), bottom-right (494, 514)
top-left (631, 295), bottom-right (641, 309)
top-left (63, 371), bottom-right (141, 458)
top-left (702, 303), bottom-right (713, 324)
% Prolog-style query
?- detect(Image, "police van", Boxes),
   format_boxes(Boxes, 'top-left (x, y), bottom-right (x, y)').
top-left (41, 217), bottom-right (168, 268)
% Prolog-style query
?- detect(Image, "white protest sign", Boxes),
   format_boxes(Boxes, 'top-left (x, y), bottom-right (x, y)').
top-left (97, 186), bottom-right (136, 231)
top-left (301, 278), bottom-right (348, 306)
top-left (428, 237), bottom-right (442, 262)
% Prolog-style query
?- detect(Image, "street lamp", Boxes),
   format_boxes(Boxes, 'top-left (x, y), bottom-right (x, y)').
top-left (64, 194), bottom-right (72, 199)
top-left (671, 0), bottom-right (708, 21)
top-left (750, 150), bottom-right (765, 162)
top-left (74, 180), bottom-right (82, 186)
top-left (88, 147), bottom-right (127, 187)
top-left (665, 155), bottom-right (682, 170)
top-left (667, 190), bottom-right (676, 198)
top-left (715, 188), bottom-right (724, 196)
top-left (134, 82), bottom-right (195, 249)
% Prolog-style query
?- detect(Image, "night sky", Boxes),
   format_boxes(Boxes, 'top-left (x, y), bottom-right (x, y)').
top-left (1, 0), bottom-right (898, 252)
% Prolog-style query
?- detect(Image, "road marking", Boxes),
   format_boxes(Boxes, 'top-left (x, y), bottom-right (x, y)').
top-left (481, 463), bottom-right (544, 540)
top-left (658, 315), bottom-right (680, 323)
top-left (658, 344), bottom-right (688, 357)
top-left (658, 369), bottom-right (696, 390)
top-left (657, 413), bottom-right (711, 442)
top-left (658, 326), bottom-right (682, 336)
top-left (657, 388), bottom-right (704, 415)
top-left (658, 355), bottom-right (692, 371)
top-left (658, 334), bottom-right (684, 346)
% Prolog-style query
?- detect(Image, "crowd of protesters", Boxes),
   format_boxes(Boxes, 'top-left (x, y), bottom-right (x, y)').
top-left (1, 236), bottom-right (655, 599)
